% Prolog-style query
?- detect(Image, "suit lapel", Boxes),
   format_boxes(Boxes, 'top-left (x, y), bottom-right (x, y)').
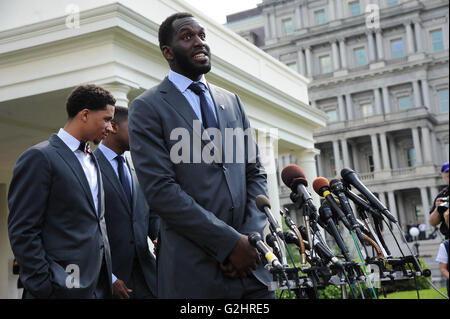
top-left (94, 149), bottom-right (131, 215)
top-left (125, 153), bottom-right (139, 214)
top-left (160, 77), bottom-right (211, 149)
top-left (49, 134), bottom-right (97, 215)
top-left (208, 84), bottom-right (230, 161)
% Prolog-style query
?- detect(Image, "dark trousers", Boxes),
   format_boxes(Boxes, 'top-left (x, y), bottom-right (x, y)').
top-left (127, 258), bottom-right (156, 299)
top-left (93, 258), bottom-right (112, 299)
top-left (224, 274), bottom-right (275, 299)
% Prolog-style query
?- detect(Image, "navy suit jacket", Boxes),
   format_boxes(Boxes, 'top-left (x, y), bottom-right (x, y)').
top-left (8, 134), bottom-right (112, 298)
top-left (94, 148), bottom-right (158, 296)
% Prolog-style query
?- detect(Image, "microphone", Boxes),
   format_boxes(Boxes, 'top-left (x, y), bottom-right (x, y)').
top-left (341, 168), bottom-right (397, 223)
top-left (342, 187), bottom-right (383, 219)
top-left (248, 232), bottom-right (283, 271)
top-left (281, 164), bottom-right (316, 212)
top-left (297, 226), bottom-right (342, 267)
top-left (312, 177), bottom-right (352, 230)
top-left (255, 195), bottom-right (283, 239)
top-left (280, 209), bottom-right (306, 265)
top-left (266, 233), bottom-right (282, 261)
top-left (319, 204), bottom-right (352, 262)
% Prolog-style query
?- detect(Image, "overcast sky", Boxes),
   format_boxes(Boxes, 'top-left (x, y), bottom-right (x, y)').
top-left (183, 0), bottom-right (262, 24)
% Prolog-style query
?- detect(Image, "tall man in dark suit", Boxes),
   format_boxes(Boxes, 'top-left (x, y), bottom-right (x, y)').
top-left (8, 84), bottom-right (115, 299)
top-left (128, 12), bottom-right (274, 298)
top-left (94, 106), bottom-right (159, 299)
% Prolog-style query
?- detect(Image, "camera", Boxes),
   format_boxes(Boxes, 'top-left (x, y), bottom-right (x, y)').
top-left (439, 196), bottom-right (449, 209)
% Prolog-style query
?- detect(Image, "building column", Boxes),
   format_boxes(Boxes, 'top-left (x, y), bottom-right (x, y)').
top-left (339, 38), bottom-right (348, 70)
top-left (371, 133), bottom-right (382, 172)
top-left (413, 20), bottom-right (423, 52)
top-left (345, 93), bottom-right (353, 120)
top-left (412, 80), bottom-right (422, 108)
top-left (258, 131), bottom-right (281, 227)
top-left (102, 83), bottom-right (131, 107)
top-left (421, 126), bottom-right (433, 164)
top-left (374, 88), bottom-right (382, 114)
top-left (405, 22), bottom-right (415, 55)
top-left (382, 86), bottom-right (391, 113)
top-left (387, 191), bottom-right (399, 222)
top-left (263, 12), bottom-right (271, 40)
top-left (297, 48), bottom-right (306, 76)
top-left (379, 132), bottom-right (391, 170)
top-left (328, 0), bottom-right (336, 21)
top-left (419, 187), bottom-right (431, 231)
top-left (294, 5), bottom-right (302, 30)
top-left (367, 31), bottom-right (376, 63)
top-left (388, 136), bottom-right (399, 169)
top-left (430, 187), bottom-right (439, 206)
top-left (411, 127), bottom-right (423, 165)
top-left (305, 46), bottom-right (313, 78)
top-left (350, 141), bottom-right (360, 172)
top-left (336, 0), bottom-right (344, 19)
top-left (338, 95), bottom-right (346, 121)
top-left (296, 148), bottom-right (322, 211)
top-left (269, 12), bottom-right (277, 38)
top-left (316, 152), bottom-right (324, 177)
top-left (332, 140), bottom-right (342, 176)
top-left (341, 139), bottom-right (351, 169)
top-left (396, 192), bottom-right (407, 226)
top-left (421, 79), bottom-right (431, 109)
top-left (301, 4), bottom-right (309, 28)
top-left (375, 29), bottom-right (385, 60)
top-left (331, 40), bottom-right (340, 71)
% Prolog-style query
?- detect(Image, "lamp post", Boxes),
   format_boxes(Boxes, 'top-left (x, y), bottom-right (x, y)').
top-left (409, 226), bottom-right (420, 256)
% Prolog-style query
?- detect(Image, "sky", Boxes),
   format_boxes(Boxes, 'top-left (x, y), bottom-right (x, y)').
top-left (183, 0), bottom-right (262, 24)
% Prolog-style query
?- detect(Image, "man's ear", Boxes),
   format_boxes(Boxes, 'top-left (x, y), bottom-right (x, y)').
top-left (161, 45), bottom-right (174, 61)
top-left (110, 121), bottom-right (119, 134)
top-left (79, 109), bottom-right (90, 123)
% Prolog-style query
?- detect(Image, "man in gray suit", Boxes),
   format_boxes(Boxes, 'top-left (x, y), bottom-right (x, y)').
top-left (128, 12), bottom-right (274, 299)
top-left (94, 106), bottom-right (159, 299)
top-left (8, 84), bottom-right (115, 299)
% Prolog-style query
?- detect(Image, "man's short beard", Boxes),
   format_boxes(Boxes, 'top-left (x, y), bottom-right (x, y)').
top-left (173, 50), bottom-right (211, 78)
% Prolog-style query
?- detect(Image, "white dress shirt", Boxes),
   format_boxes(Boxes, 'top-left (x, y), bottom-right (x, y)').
top-left (57, 128), bottom-right (98, 213)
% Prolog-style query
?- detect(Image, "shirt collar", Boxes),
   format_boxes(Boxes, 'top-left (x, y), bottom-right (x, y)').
top-left (98, 143), bottom-right (124, 163)
top-left (168, 70), bottom-right (208, 93)
top-left (57, 128), bottom-right (82, 152)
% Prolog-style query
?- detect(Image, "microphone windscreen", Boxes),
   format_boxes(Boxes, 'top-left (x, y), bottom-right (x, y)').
top-left (312, 177), bottom-right (330, 195)
top-left (329, 179), bottom-right (340, 188)
top-left (340, 168), bottom-right (355, 179)
top-left (281, 164), bottom-right (308, 189)
top-left (255, 194), bottom-right (271, 212)
top-left (248, 232), bottom-right (261, 246)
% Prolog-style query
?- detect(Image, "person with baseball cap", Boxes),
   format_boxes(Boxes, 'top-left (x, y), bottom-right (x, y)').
top-left (429, 162), bottom-right (449, 239)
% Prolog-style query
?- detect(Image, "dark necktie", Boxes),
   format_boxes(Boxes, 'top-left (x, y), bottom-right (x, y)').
top-left (188, 82), bottom-right (218, 129)
top-left (115, 155), bottom-right (132, 208)
top-left (77, 140), bottom-right (91, 154)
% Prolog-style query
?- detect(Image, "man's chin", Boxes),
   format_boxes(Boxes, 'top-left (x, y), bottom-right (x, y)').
top-left (93, 139), bottom-right (101, 145)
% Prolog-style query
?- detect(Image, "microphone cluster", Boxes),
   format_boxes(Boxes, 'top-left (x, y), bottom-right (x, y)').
top-left (248, 165), bottom-right (432, 299)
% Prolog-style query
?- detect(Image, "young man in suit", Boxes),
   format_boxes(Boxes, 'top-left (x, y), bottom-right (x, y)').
top-left (128, 13), bottom-right (274, 298)
top-left (8, 84), bottom-right (115, 299)
top-left (94, 106), bottom-right (159, 299)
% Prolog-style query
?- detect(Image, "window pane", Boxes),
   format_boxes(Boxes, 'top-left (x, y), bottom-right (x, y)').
top-left (354, 47), bottom-right (368, 66)
top-left (360, 103), bottom-right (373, 117)
top-left (439, 89), bottom-right (449, 112)
top-left (398, 96), bottom-right (411, 110)
top-left (287, 62), bottom-right (298, 72)
top-left (391, 39), bottom-right (404, 58)
top-left (319, 55), bottom-right (332, 73)
top-left (349, 2), bottom-right (361, 16)
top-left (407, 149), bottom-right (416, 167)
top-left (326, 110), bottom-right (338, 122)
top-left (387, 0), bottom-right (398, 6)
top-left (430, 30), bottom-right (444, 52)
top-left (283, 19), bottom-right (294, 35)
top-left (316, 10), bottom-right (326, 25)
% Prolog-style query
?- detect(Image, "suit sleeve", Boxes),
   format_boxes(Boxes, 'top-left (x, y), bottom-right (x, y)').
top-left (234, 94), bottom-right (269, 235)
top-left (7, 148), bottom-right (54, 298)
top-left (129, 97), bottom-right (241, 264)
top-left (147, 209), bottom-right (160, 241)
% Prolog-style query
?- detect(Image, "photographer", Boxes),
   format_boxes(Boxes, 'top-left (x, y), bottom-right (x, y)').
top-left (429, 162), bottom-right (449, 239)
